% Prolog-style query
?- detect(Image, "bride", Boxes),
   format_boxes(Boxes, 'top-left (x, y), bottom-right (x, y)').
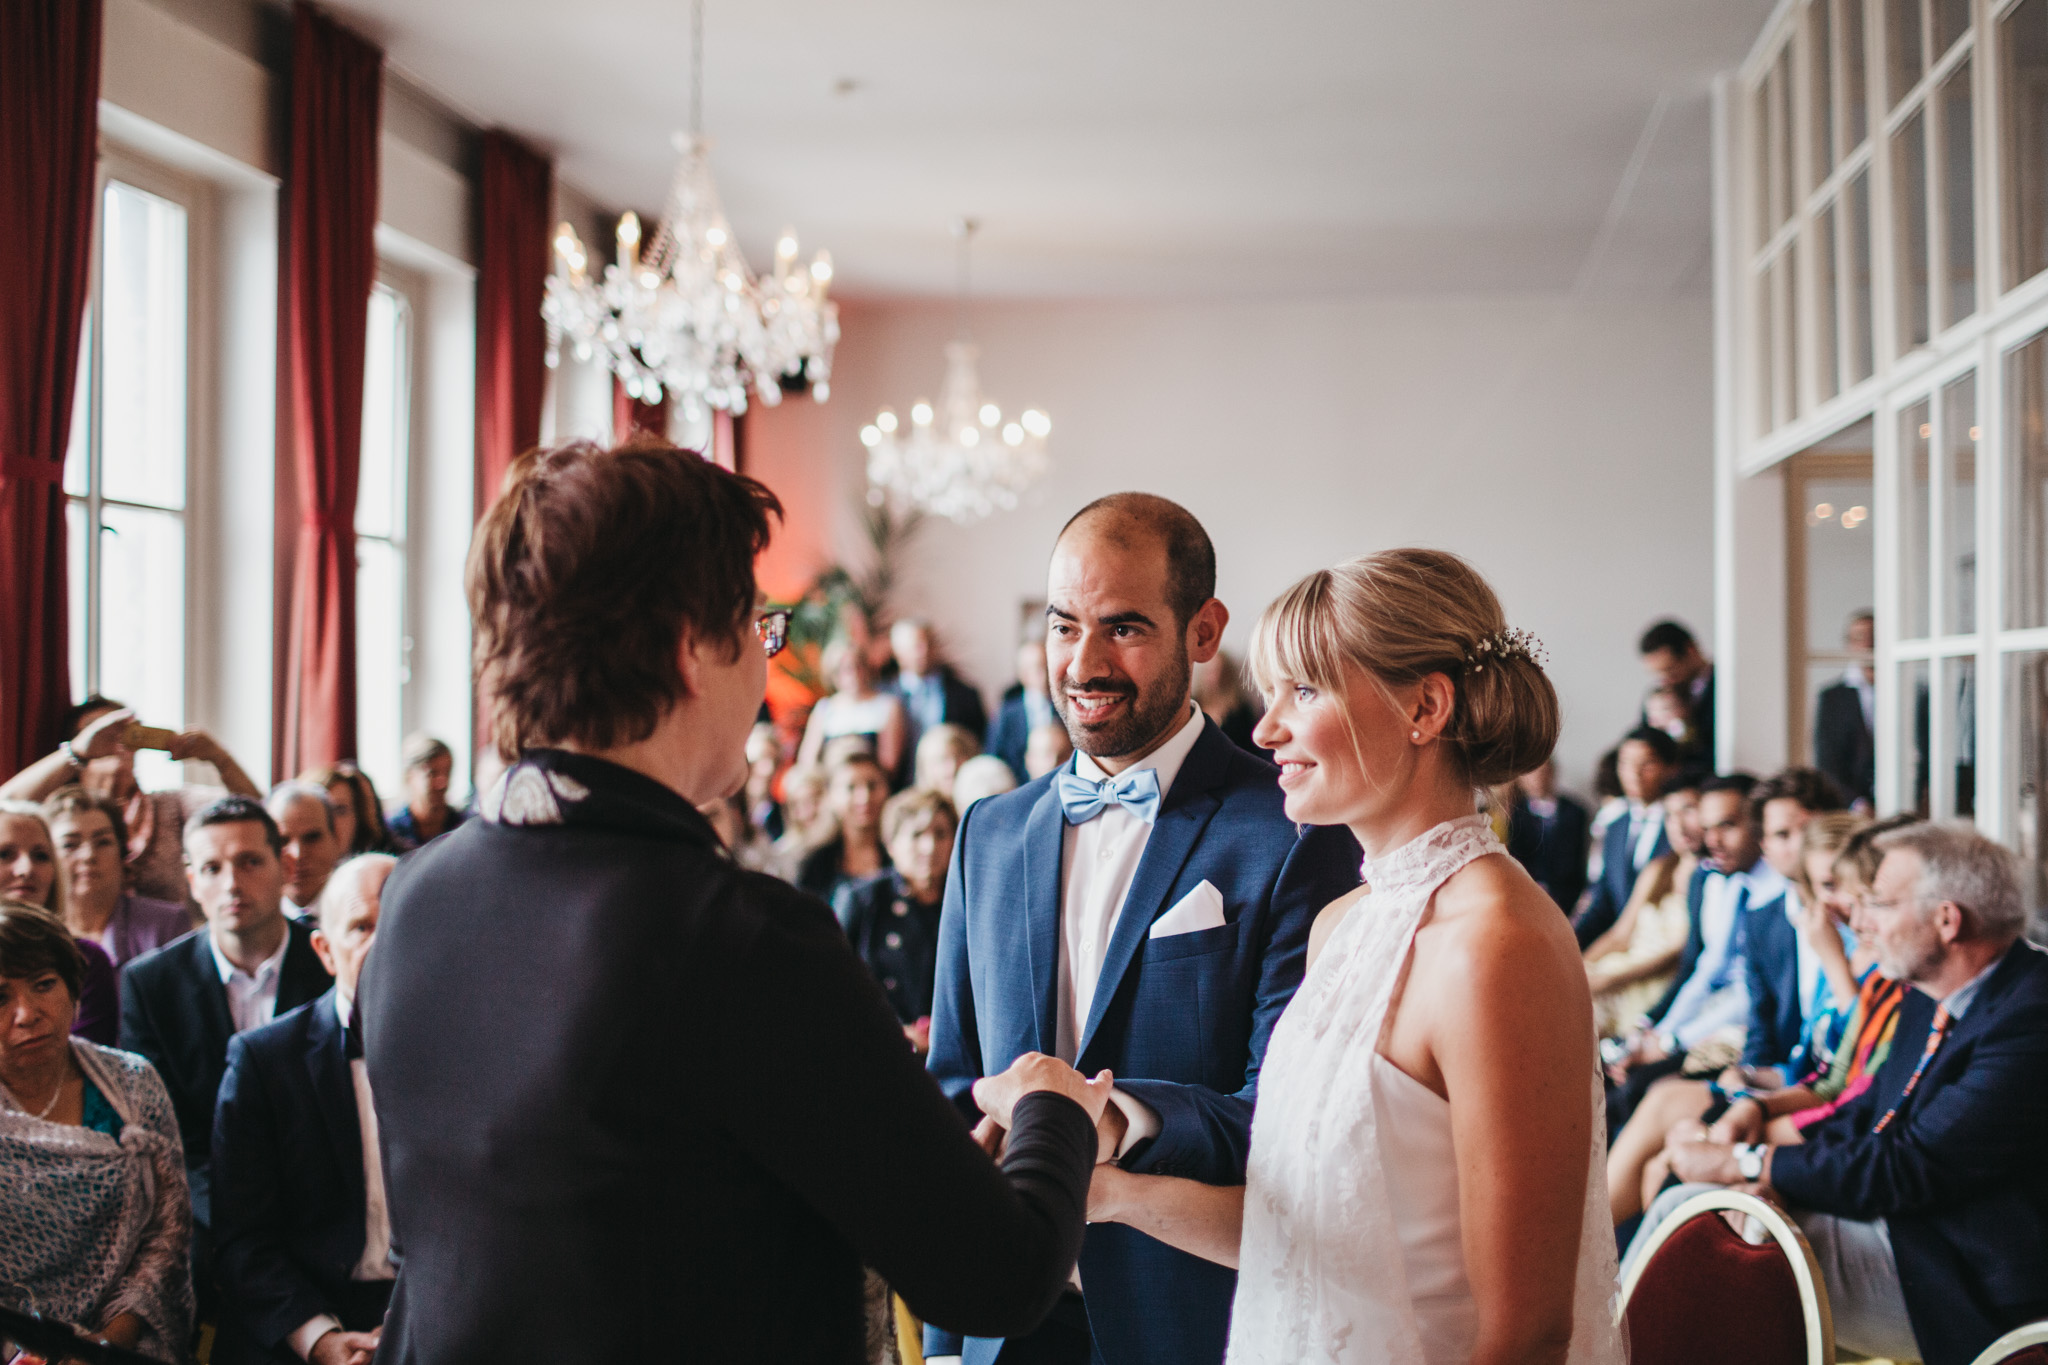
top-left (1085, 550), bottom-right (1624, 1365)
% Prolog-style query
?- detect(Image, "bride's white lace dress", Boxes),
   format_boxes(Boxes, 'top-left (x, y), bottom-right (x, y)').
top-left (1227, 815), bottom-right (1625, 1364)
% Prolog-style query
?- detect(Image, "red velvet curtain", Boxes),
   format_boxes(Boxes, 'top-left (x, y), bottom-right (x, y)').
top-left (275, 3), bottom-right (382, 779)
top-left (0, 0), bottom-right (101, 778)
top-left (475, 131), bottom-right (552, 517)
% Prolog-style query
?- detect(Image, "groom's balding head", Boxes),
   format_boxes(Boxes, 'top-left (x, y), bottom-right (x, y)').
top-left (1056, 493), bottom-right (1216, 628)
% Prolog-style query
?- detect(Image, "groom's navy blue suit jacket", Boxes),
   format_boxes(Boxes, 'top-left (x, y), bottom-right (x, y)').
top-left (926, 718), bottom-right (1361, 1365)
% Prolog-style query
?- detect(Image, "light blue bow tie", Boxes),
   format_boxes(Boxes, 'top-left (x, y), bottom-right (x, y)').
top-left (1056, 766), bottom-right (1163, 824)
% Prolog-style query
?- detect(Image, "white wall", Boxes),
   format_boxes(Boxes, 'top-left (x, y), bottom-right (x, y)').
top-left (817, 290), bottom-right (1716, 793)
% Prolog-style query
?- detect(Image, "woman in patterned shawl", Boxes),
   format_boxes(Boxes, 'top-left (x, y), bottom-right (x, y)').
top-left (0, 900), bottom-right (193, 1361)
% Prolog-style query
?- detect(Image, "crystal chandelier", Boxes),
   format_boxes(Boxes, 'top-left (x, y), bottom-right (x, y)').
top-left (541, 0), bottom-right (837, 432)
top-left (862, 219), bottom-right (1049, 523)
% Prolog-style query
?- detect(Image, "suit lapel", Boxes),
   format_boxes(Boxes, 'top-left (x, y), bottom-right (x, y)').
top-left (279, 921), bottom-right (336, 1013)
top-left (303, 989), bottom-right (367, 1203)
top-left (1075, 724), bottom-right (1228, 1063)
top-left (1021, 780), bottom-right (1067, 1056)
top-left (186, 932), bottom-right (236, 1058)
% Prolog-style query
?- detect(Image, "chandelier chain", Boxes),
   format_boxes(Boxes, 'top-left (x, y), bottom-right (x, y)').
top-left (690, 0), bottom-right (704, 139)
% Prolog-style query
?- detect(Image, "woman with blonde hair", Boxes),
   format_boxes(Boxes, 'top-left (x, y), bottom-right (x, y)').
top-left (1, 802), bottom-right (120, 1046)
top-left (1084, 550), bottom-right (1623, 1365)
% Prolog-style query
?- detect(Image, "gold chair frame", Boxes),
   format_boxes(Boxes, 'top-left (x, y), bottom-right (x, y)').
top-left (1968, 1320), bottom-right (2048, 1365)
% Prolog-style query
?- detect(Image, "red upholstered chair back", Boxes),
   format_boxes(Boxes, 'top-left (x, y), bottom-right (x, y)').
top-left (1619, 1191), bottom-right (1831, 1365)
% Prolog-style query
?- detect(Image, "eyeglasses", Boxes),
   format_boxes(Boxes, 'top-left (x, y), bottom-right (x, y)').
top-left (755, 609), bottom-right (791, 659)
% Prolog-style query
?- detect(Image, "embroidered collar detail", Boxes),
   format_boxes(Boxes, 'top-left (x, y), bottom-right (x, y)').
top-left (478, 749), bottom-right (717, 848)
top-left (1356, 813), bottom-right (1499, 894)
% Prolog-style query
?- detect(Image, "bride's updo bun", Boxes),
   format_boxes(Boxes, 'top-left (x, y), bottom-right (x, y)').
top-left (1249, 549), bottom-right (1559, 788)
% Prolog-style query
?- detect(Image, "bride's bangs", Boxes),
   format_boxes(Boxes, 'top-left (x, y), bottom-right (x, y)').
top-left (1249, 570), bottom-right (1346, 700)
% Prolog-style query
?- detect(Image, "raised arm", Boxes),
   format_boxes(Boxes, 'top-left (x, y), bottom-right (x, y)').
top-left (0, 707), bottom-right (133, 801)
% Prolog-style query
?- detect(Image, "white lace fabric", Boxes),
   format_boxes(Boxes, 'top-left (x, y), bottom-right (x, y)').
top-left (1228, 815), bottom-right (1625, 1364)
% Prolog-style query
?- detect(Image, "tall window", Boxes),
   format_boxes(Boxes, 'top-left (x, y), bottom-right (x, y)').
top-left (66, 175), bottom-right (191, 791)
top-left (356, 281), bottom-right (412, 797)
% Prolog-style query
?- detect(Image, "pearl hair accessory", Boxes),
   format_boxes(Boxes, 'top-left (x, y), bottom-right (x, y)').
top-left (1464, 627), bottom-right (1546, 673)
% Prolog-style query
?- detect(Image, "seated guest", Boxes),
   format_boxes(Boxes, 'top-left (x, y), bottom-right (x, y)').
top-left (266, 783), bottom-right (343, 920)
top-left (796, 751), bottom-right (893, 906)
top-left (1638, 618), bottom-right (1715, 768)
top-left (1584, 776), bottom-right (1704, 1038)
top-left (3, 800), bottom-right (119, 1045)
top-left (1574, 726), bottom-right (1676, 947)
top-left (1505, 757), bottom-right (1590, 911)
top-left (1732, 767), bottom-right (1850, 1085)
top-left (0, 902), bottom-right (193, 1361)
top-left (1604, 773), bottom-right (1779, 1130)
top-left (0, 697), bottom-right (261, 907)
top-left (1023, 720), bottom-right (1073, 780)
top-left (44, 786), bottom-right (192, 966)
top-left (951, 754), bottom-right (1018, 813)
top-left (914, 722), bottom-right (980, 798)
top-left (890, 618), bottom-right (990, 762)
top-left (299, 764), bottom-right (392, 857)
top-left (699, 793), bottom-right (793, 880)
top-left (120, 797), bottom-right (332, 1304)
top-left (360, 434), bottom-right (1103, 1363)
top-left (1606, 807), bottom-right (1872, 1222)
top-left (1191, 649), bottom-right (1264, 755)
top-left (385, 735), bottom-right (466, 852)
top-left (798, 640), bottom-right (909, 778)
top-left (1643, 684), bottom-right (1696, 754)
top-left (988, 638), bottom-right (1057, 782)
top-left (212, 855), bottom-right (397, 1365)
top-left (744, 721), bottom-right (784, 839)
top-left (1639, 823), bottom-right (2048, 1365)
top-left (771, 763), bottom-right (833, 864)
top-left (836, 790), bottom-right (957, 1054)
top-left (1814, 609), bottom-right (1877, 809)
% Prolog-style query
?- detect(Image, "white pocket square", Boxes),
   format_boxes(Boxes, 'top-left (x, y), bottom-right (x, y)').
top-left (1149, 880), bottom-right (1228, 938)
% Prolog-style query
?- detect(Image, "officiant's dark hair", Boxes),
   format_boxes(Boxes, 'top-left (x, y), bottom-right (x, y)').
top-left (1058, 493), bottom-right (1215, 628)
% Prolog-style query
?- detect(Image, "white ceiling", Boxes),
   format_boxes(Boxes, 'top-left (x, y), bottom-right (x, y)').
top-left (323, 0), bottom-right (1775, 300)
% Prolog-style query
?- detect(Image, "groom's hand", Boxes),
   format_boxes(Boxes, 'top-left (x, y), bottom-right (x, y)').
top-left (971, 1115), bottom-right (1008, 1160)
top-left (1095, 1096), bottom-right (1129, 1163)
top-left (972, 1052), bottom-right (1115, 1132)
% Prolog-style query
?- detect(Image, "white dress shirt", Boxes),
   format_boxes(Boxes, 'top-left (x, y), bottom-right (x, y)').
top-left (209, 931), bottom-right (290, 1035)
top-left (1661, 860), bottom-right (1788, 1050)
top-left (1629, 803), bottom-right (1667, 873)
top-left (288, 990), bottom-right (396, 1360)
top-left (1842, 665), bottom-right (1876, 734)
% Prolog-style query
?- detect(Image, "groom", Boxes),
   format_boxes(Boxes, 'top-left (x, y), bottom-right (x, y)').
top-left (926, 494), bottom-right (1361, 1365)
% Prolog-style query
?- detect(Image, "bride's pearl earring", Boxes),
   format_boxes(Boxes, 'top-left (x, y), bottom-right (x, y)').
top-left (1412, 730), bottom-right (1422, 741)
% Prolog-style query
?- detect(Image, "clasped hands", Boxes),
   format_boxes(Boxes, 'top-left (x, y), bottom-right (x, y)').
top-left (309, 1325), bottom-right (381, 1365)
top-left (970, 1052), bottom-right (1123, 1165)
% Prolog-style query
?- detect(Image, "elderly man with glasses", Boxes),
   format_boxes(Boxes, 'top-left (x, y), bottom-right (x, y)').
top-left (1626, 822), bottom-right (2048, 1365)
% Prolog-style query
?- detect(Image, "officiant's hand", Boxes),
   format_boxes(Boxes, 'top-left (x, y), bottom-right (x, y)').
top-left (972, 1053), bottom-right (1115, 1133)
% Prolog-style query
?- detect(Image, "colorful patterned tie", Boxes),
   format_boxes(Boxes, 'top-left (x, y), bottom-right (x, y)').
top-left (1872, 1003), bottom-right (1951, 1134)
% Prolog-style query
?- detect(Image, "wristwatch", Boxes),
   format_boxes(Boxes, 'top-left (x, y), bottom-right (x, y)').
top-left (1734, 1142), bottom-right (1767, 1182)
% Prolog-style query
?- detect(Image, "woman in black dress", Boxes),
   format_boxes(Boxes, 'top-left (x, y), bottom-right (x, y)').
top-left (361, 434), bottom-right (1107, 1365)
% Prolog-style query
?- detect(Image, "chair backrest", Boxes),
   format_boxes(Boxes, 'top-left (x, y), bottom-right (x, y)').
top-left (1618, 1189), bottom-right (1833, 1365)
top-left (1969, 1320), bottom-right (2048, 1365)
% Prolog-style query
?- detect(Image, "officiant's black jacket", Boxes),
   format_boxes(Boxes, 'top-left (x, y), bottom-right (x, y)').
top-left (361, 749), bottom-right (1095, 1365)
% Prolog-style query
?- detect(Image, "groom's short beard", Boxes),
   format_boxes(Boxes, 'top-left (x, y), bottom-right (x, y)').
top-left (1054, 647), bottom-right (1192, 762)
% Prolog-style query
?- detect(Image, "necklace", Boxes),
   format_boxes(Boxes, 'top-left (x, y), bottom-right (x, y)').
top-left (4, 1068), bottom-right (68, 1121)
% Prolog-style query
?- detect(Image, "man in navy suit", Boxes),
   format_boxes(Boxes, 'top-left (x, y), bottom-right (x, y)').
top-left (1573, 727), bottom-right (1678, 948)
top-left (1734, 768), bottom-right (1848, 1081)
top-left (926, 494), bottom-right (1360, 1365)
top-left (212, 853), bottom-right (397, 1365)
top-left (1647, 823), bottom-right (2048, 1365)
top-left (1503, 759), bottom-right (1590, 912)
top-left (989, 639), bottom-right (1059, 783)
top-left (1813, 611), bottom-right (1877, 807)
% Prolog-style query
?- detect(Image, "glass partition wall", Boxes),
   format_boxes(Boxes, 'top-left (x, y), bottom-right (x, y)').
top-left (1730, 0), bottom-right (2048, 921)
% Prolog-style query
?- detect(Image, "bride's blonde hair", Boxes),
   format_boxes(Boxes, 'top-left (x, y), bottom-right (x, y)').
top-left (1248, 549), bottom-right (1559, 788)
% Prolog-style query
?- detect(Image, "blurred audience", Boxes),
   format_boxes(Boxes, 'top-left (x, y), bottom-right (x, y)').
top-left (1814, 609), bottom-right (1877, 809)
top-left (212, 855), bottom-right (396, 1365)
top-left (743, 721), bottom-right (784, 840)
top-left (1575, 727), bottom-right (1677, 948)
top-left (798, 640), bottom-right (908, 778)
top-left (119, 796), bottom-right (333, 1309)
top-left (1192, 650), bottom-right (1265, 755)
top-left (1583, 774), bottom-right (1705, 1038)
top-left (771, 763), bottom-right (834, 865)
top-left (1638, 619), bottom-right (1715, 768)
top-left (889, 619), bottom-right (989, 769)
top-left (795, 751), bottom-right (892, 905)
top-left (914, 722), bottom-right (979, 798)
top-left (952, 754), bottom-right (1018, 812)
top-left (1638, 822), bottom-right (2048, 1364)
top-left (2, 800), bottom-right (119, 1046)
top-left (300, 763), bottom-right (392, 857)
top-left (0, 902), bottom-right (194, 1361)
top-left (385, 735), bottom-right (465, 853)
top-left (1643, 685), bottom-right (1697, 754)
top-left (1504, 758), bottom-right (1590, 912)
top-left (266, 782), bottom-right (343, 920)
top-left (43, 786), bottom-right (190, 966)
top-left (835, 789), bottom-right (958, 1053)
top-left (988, 638), bottom-right (1056, 782)
top-left (1024, 720), bottom-right (1073, 780)
top-left (1, 697), bottom-right (260, 907)
top-left (699, 793), bottom-right (793, 880)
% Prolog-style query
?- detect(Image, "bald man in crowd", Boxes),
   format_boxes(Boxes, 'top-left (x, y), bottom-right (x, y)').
top-left (925, 492), bottom-right (1360, 1365)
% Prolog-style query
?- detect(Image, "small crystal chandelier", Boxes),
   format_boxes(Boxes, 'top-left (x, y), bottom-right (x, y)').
top-left (862, 219), bottom-right (1049, 523)
top-left (541, 0), bottom-right (837, 432)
